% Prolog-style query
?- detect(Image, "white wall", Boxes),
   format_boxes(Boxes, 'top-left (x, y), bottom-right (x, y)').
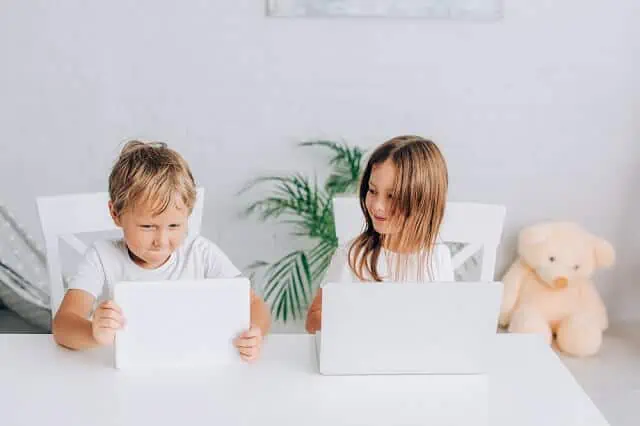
top-left (1, 1), bottom-right (639, 325)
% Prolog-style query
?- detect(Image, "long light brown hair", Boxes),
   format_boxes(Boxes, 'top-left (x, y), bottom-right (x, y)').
top-left (348, 135), bottom-right (448, 281)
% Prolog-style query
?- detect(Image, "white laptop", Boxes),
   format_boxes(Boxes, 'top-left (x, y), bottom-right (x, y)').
top-left (113, 278), bottom-right (250, 370)
top-left (315, 281), bottom-right (503, 375)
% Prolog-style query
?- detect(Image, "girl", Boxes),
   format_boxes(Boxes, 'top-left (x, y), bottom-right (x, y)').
top-left (305, 135), bottom-right (454, 333)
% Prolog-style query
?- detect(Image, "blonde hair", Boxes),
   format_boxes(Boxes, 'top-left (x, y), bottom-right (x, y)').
top-left (108, 140), bottom-right (196, 217)
top-left (348, 135), bottom-right (448, 282)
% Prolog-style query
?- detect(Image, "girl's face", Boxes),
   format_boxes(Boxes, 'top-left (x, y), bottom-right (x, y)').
top-left (365, 159), bottom-right (401, 236)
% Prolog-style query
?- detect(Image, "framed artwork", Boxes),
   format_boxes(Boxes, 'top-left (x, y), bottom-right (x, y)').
top-left (266, 0), bottom-right (503, 20)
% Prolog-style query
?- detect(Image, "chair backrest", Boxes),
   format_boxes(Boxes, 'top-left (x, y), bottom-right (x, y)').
top-left (36, 188), bottom-right (205, 317)
top-left (332, 195), bottom-right (506, 281)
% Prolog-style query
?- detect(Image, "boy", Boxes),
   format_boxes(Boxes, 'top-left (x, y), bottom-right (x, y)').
top-left (52, 140), bottom-right (270, 362)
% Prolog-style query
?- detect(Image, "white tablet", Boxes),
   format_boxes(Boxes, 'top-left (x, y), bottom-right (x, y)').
top-left (113, 278), bottom-right (250, 370)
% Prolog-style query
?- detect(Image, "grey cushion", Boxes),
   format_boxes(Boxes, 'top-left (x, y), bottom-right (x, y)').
top-left (0, 205), bottom-right (51, 332)
top-left (0, 309), bottom-right (47, 334)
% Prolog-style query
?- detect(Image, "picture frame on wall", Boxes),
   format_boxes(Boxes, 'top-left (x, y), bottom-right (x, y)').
top-left (266, 0), bottom-right (503, 21)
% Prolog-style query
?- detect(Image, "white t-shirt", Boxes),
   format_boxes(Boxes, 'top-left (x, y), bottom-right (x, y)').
top-left (322, 242), bottom-right (454, 285)
top-left (67, 235), bottom-right (241, 301)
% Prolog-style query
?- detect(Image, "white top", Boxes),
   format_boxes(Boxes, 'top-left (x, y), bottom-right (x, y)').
top-left (68, 235), bottom-right (241, 301)
top-left (323, 242), bottom-right (454, 285)
top-left (0, 334), bottom-right (610, 426)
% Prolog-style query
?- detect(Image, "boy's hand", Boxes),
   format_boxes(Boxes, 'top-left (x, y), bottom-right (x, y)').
top-left (91, 300), bottom-right (125, 346)
top-left (234, 325), bottom-right (263, 363)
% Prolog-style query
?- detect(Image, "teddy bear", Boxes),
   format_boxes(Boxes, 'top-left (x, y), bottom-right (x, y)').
top-left (498, 221), bottom-right (615, 357)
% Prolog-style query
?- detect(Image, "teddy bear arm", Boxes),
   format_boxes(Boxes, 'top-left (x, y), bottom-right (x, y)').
top-left (498, 260), bottom-right (527, 327)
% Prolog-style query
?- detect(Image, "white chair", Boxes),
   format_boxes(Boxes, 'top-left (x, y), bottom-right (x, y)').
top-left (36, 188), bottom-right (205, 317)
top-left (332, 195), bottom-right (506, 281)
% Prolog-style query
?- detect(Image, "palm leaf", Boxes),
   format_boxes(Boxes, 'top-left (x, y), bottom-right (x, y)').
top-left (241, 173), bottom-right (336, 240)
top-left (300, 140), bottom-right (365, 195)
top-left (246, 260), bottom-right (269, 270)
top-left (307, 239), bottom-right (337, 286)
top-left (262, 251), bottom-right (312, 321)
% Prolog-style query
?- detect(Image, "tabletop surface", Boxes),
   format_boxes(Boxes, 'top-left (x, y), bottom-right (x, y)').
top-left (0, 333), bottom-right (609, 426)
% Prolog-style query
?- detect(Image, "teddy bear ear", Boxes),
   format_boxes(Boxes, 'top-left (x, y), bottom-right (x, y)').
top-left (593, 237), bottom-right (615, 268)
top-left (518, 223), bottom-right (552, 249)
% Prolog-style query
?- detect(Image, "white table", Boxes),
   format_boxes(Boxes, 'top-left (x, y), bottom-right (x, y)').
top-left (0, 334), bottom-right (609, 426)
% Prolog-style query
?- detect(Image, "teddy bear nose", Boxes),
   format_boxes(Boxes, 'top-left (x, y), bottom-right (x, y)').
top-left (553, 277), bottom-right (569, 288)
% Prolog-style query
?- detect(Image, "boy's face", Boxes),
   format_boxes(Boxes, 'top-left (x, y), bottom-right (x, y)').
top-left (109, 198), bottom-right (190, 269)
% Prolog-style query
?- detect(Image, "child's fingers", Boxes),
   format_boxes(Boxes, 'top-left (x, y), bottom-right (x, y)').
top-left (238, 327), bottom-right (261, 338)
top-left (234, 336), bottom-right (258, 348)
top-left (238, 347), bottom-right (254, 357)
top-left (96, 311), bottom-right (126, 328)
top-left (96, 318), bottom-right (122, 330)
top-left (235, 327), bottom-right (262, 342)
top-left (239, 349), bottom-right (259, 362)
top-left (96, 306), bottom-right (125, 323)
top-left (238, 347), bottom-right (259, 361)
top-left (96, 309), bottom-right (122, 321)
top-left (100, 300), bottom-right (123, 314)
top-left (98, 306), bottom-right (123, 317)
top-left (240, 354), bottom-right (257, 363)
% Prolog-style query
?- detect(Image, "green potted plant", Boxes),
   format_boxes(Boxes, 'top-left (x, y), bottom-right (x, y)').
top-left (240, 141), bottom-right (365, 322)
